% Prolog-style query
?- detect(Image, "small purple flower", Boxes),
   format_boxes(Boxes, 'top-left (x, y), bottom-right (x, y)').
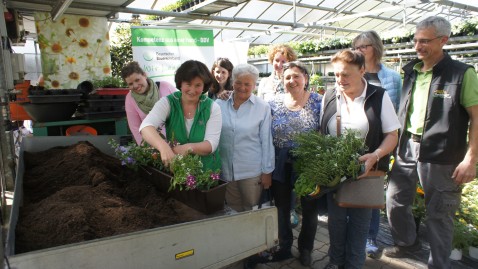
top-left (186, 174), bottom-right (197, 189)
top-left (119, 146), bottom-right (129, 153)
top-left (210, 173), bottom-right (220, 181)
top-left (126, 157), bottom-right (136, 165)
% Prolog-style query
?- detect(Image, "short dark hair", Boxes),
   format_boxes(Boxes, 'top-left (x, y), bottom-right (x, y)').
top-left (120, 61), bottom-right (145, 80)
top-left (175, 60), bottom-right (214, 94)
top-left (331, 50), bottom-right (365, 69)
top-left (283, 61), bottom-right (310, 90)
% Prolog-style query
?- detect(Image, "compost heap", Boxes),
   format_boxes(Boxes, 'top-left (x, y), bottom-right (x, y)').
top-left (15, 141), bottom-right (203, 254)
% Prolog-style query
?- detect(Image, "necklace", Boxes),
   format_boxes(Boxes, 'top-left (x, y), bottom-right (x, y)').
top-left (182, 100), bottom-right (199, 119)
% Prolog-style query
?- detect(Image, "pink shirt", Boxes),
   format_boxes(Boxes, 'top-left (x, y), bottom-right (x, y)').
top-left (125, 80), bottom-right (177, 144)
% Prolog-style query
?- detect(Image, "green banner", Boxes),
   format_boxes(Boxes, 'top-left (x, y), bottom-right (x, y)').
top-left (132, 28), bottom-right (214, 47)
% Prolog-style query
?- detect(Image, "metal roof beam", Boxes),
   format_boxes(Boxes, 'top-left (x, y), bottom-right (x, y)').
top-left (259, 0), bottom-right (406, 24)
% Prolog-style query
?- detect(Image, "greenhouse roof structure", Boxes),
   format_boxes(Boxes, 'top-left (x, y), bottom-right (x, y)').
top-left (7, 0), bottom-right (478, 45)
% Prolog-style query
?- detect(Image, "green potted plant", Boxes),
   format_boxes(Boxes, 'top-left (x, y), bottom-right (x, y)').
top-left (309, 73), bottom-right (323, 93)
top-left (469, 228), bottom-right (478, 259)
top-left (292, 130), bottom-right (366, 197)
top-left (450, 219), bottom-right (471, 260)
top-left (92, 76), bottom-right (127, 89)
top-left (109, 139), bottom-right (226, 214)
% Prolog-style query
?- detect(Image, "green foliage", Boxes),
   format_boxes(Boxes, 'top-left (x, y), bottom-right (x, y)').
top-left (109, 139), bottom-right (164, 171)
top-left (412, 183), bottom-right (426, 221)
top-left (248, 45), bottom-right (270, 56)
top-left (91, 76), bottom-right (126, 88)
top-left (161, 0), bottom-right (197, 11)
top-left (470, 228), bottom-right (478, 247)
top-left (110, 23), bottom-right (132, 78)
top-left (291, 130), bottom-right (366, 197)
top-left (453, 219), bottom-right (472, 250)
top-left (458, 180), bottom-right (478, 230)
top-left (169, 153), bottom-right (221, 191)
top-left (309, 73), bottom-right (323, 86)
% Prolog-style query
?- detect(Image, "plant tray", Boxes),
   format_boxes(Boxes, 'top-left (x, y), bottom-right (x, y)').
top-left (79, 111), bottom-right (126, 120)
top-left (141, 166), bottom-right (227, 214)
top-left (78, 106), bottom-right (125, 113)
top-left (87, 94), bottom-right (126, 100)
top-left (85, 99), bottom-right (124, 108)
top-left (95, 88), bottom-right (129, 95)
top-left (28, 94), bottom-right (82, 104)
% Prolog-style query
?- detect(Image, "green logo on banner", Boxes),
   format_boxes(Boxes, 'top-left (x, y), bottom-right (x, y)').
top-left (143, 51), bottom-right (155, 61)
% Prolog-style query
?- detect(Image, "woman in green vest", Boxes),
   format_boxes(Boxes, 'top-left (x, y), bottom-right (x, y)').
top-left (139, 60), bottom-right (222, 172)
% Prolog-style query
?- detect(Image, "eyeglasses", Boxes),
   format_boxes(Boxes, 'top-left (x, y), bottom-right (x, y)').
top-left (353, 44), bottom-right (372, 51)
top-left (412, 36), bottom-right (443, 45)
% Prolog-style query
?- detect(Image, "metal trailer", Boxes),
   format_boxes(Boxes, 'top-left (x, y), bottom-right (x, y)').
top-left (4, 136), bottom-right (278, 269)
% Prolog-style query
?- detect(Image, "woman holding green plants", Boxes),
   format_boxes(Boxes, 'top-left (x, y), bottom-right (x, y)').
top-left (321, 50), bottom-right (400, 269)
top-left (352, 30), bottom-right (403, 260)
top-left (121, 61), bottom-right (177, 145)
top-left (139, 60), bottom-right (222, 171)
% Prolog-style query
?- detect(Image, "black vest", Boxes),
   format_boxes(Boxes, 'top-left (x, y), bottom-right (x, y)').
top-left (321, 84), bottom-right (390, 172)
top-left (398, 53), bottom-right (472, 164)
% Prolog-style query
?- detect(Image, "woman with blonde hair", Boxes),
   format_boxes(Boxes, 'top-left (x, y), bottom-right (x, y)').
top-left (257, 44), bottom-right (297, 102)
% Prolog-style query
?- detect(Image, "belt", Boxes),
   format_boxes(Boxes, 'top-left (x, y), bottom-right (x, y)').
top-left (408, 132), bottom-right (422, 142)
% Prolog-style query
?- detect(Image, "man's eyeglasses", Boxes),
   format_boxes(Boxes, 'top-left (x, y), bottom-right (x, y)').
top-left (412, 36), bottom-right (443, 45)
top-left (352, 44), bottom-right (372, 51)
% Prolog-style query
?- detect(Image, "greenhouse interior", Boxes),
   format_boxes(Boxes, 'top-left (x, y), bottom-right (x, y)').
top-left (0, 0), bottom-right (478, 268)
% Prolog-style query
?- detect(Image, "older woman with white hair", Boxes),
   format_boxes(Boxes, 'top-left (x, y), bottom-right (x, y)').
top-left (216, 64), bottom-right (275, 212)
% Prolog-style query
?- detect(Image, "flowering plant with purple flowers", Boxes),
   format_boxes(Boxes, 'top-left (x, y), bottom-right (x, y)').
top-left (169, 153), bottom-right (221, 191)
top-left (109, 139), bottom-right (164, 171)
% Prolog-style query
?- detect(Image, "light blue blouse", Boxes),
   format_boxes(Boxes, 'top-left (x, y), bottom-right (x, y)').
top-left (216, 94), bottom-right (275, 181)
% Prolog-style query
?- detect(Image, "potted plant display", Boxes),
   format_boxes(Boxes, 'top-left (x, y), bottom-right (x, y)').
top-left (109, 139), bottom-right (226, 214)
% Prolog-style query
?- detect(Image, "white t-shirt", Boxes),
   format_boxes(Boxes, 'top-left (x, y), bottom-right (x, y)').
top-left (139, 96), bottom-right (222, 151)
top-left (325, 81), bottom-right (400, 138)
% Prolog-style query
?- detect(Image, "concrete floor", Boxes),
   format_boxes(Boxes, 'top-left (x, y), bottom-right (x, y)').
top-left (224, 214), bottom-right (478, 269)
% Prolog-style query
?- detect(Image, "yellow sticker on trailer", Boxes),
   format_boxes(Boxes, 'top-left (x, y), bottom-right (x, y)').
top-left (175, 249), bottom-right (194, 260)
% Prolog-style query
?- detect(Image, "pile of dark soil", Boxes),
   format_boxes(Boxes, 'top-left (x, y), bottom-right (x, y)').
top-left (15, 141), bottom-right (203, 254)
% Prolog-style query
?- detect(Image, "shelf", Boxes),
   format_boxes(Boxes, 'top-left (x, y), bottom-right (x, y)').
top-left (249, 35), bottom-right (478, 65)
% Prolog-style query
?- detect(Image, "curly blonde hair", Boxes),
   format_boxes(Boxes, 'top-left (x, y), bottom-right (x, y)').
top-left (267, 44), bottom-right (297, 64)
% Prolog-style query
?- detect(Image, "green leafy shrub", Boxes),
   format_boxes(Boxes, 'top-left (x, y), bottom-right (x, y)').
top-left (92, 76), bottom-right (127, 88)
top-left (292, 130), bottom-right (366, 197)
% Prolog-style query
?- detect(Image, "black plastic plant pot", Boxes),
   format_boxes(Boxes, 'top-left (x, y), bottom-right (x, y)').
top-left (20, 102), bottom-right (79, 122)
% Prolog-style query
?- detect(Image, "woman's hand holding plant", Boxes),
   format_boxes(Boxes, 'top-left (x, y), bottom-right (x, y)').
top-left (357, 151), bottom-right (379, 179)
top-left (157, 140), bottom-right (176, 167)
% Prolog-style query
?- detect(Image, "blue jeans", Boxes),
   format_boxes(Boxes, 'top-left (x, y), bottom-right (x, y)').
top-left (368, 209), bottom-right (380, 240)
top-left (327, 193), bottom-right (372, 269)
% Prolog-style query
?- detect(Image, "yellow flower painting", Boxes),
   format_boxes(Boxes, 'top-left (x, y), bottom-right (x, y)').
top-left (34, 12), bottom-right (112, 89)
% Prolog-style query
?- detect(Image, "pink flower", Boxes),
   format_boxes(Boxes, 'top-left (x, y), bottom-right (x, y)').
top-left (186, 174), bottom-right (197, 189)
top-left (210, 173), bottom-right (220, 181)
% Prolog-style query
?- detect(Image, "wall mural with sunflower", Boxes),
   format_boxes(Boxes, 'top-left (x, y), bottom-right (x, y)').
top-left (34, 12), bottom-right (112, 89)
